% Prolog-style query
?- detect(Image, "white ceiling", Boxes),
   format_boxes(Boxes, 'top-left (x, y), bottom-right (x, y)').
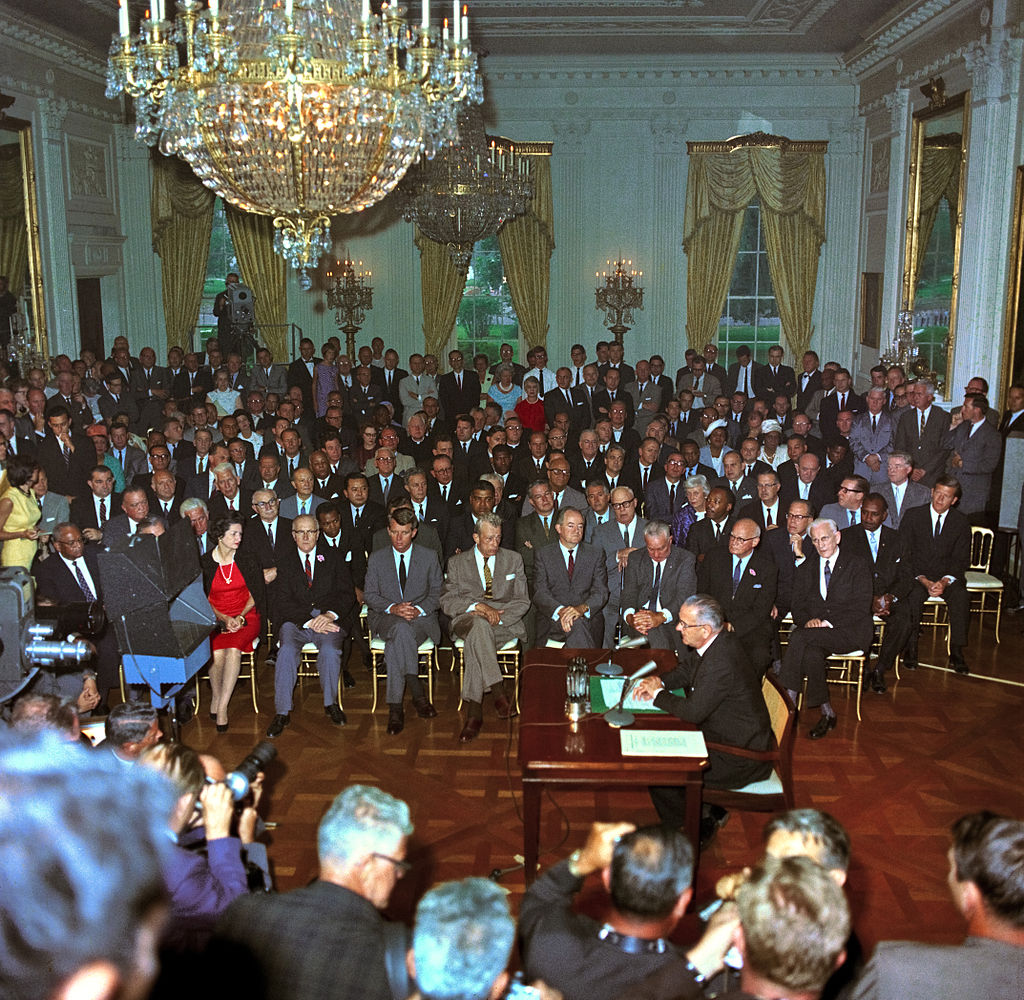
top-left (3, 0), bottom-right (908, 62)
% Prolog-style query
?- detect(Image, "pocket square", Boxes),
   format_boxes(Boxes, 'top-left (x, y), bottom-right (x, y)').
top-left (505, 573), bottom-right (516, 580)
top-left (753, 583), bottom-right (762, 589)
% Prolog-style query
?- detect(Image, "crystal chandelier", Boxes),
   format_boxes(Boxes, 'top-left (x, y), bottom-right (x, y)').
top-left (595, 259), bottom-right (644, 344)
top-left (107, 0), bottom-right (482, 284)
top-left (398, 103), bottom-right (532, 270)
top-left (325, 254), bottom-right (373, 358)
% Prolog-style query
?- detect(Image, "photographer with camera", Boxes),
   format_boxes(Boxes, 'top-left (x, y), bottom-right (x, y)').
top-left (139, 741), bottom-right (251, 951)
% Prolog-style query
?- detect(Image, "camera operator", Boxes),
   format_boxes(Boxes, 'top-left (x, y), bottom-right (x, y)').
top-left (139, 742), bottom-right (251, 951)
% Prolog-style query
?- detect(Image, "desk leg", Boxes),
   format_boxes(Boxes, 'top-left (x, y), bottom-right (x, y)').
top-left (684, 775), bottom-right (703, 864)
top-left (522, 780), bottom-right (541, 884)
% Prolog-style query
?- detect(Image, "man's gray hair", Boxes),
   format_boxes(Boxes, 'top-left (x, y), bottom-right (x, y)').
top-left (681, 594), bottom-right (724, 631)
top-left (684, 474), bottom-right (710, 494)
top-left (475, 512), bottom-right (502, 532)
top-left (317, 784), bottom-right (413, 867)
top-left (180, 497), bottom-right (208, 517)
top-left (479, 473), bottom-right (502, 492)
top-left (212, 461), bottom-right (236, 477)
top-left (866, 386), bottom-right (887, 398)
top-left (644, 520), bottom-right (672, 542)
top-left (413, 878), bottom-right (514, 1000)
top-left (810, 517), bottom-right (838, 535)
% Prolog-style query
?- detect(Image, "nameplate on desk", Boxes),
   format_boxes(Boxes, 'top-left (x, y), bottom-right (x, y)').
top-left (620, 730), bottom-right (708, 758)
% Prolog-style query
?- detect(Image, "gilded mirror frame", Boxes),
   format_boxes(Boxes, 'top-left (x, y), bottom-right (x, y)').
top-left (901, 87), bottom-right (969, 393)
top-left (0, 95), bottom-right (48, 362)
top-left (1000, 165), bottom-right (1024, 399)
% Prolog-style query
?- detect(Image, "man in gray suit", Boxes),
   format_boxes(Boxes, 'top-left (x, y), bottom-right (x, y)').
top-left (877, 451), bottom-right (931, 529)
top-left (249, 347), bottom-right (288, 397)
top-left (592, 486), bottom-right (648, 646)
top-left (534, 507), bottom-right (609, 646)
top-left (514, 480), bottom-right (558, 647)
top-left (619, 521), bottom-right (696, 650)
top-left (945, 394), bottom-right (1002, 519)
top-left (398, 353), bottom-right (437, 425)
top-left (676, 355), bottom-right (723, 409)
top-left (849, 388), bottom-right (895, 486)
top-left (520, 454), bottom-right (587, 517)
top-left (625, 359), bottom-right (665, 437)
top-left (441, 512), bottom-right (529, 743)
top-left (849, 811), bottom-right (1024, 1000)
top-left (892, 379), bottom-right (951, 487)
top-left (364, 507), bottom-right (441, 735)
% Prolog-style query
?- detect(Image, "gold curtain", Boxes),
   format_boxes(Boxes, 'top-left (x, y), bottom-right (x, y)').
top-left (683, 138), bottom-right (827, 358)
top-left (225, 204), bottom-right (288, 361)
top-left (151, 153), bottom-right (215, 351)
top-left (498, 151), bottom-right (555, 350)
top-left (910, 143), bottom-right (961, 297)
top-left (0, 144), bottom-right (27, 299)
top-left (416, 225), bottom-right (468, 359)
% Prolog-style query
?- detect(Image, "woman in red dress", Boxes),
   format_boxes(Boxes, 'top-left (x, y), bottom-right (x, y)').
top-left (202, 515), bottom-right (264, 731)
top-left (514, 375), bottom-right (546, 433)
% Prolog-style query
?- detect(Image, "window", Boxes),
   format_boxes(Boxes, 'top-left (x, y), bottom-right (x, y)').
top-left (911, 200), bottom-right (953, 384)
top-left (455, 235), bottom-right (520, 365)
top-left (197, 198), bottom-right (238, 347)
top-left (715, 200), bottom-right (781, 364)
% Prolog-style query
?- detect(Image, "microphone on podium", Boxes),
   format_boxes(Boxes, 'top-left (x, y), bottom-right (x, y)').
top-left (604, 660), bottom-right (658, 729)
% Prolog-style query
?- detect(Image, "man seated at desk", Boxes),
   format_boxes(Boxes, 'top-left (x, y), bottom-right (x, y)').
top-left (634, 594), bottom-right (772, 848)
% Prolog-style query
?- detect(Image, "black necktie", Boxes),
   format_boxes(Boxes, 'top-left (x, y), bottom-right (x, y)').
top-left (823, 560), bottom-right (832, 591)
top-left (648, 562), bottom-right (661, 610)
top-left (934, 515), bottom-right (942, 539)
top-left (267, 523), bottom-right (274, 547)
top-left (669, 484), bottom-right (677, 510)
top-left (398, 553), bottom-right (407, 593)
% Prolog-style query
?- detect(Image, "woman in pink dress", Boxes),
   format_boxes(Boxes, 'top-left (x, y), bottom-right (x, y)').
top-left (201, 515), bottom-right (264, 731)
top-left (314, 343), bottom-right (340, 417)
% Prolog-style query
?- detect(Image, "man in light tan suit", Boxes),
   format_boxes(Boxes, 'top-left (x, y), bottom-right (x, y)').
top-left (441, 512), bottom-right (530, 744)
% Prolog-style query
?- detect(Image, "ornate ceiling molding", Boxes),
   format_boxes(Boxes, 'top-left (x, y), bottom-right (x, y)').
top-left (844, 0), bottom-right (958, 78)
top-left (687, 131), bottom-right (828, 153)
top-left (0, 14), bottom-right (106, 80)
top-left (488, 62), bottom-right (850, 85)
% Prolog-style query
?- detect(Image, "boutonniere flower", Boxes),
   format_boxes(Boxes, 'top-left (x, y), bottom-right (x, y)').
top-left (748, 568), bottom-right (757, 576)
top-left (316, 554), bottom-right (325, 563)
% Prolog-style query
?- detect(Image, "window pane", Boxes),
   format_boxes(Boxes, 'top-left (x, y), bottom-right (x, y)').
top-left (199, 199), bottom-right (238, 347)
top-left (456, 235), bottom-right (520, 364)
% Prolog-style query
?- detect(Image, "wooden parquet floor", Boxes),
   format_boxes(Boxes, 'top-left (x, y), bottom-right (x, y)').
top-left (179, 619), bottom-right (1024, 954)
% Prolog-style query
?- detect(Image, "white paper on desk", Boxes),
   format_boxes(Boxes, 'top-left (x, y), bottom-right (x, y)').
top-left (620, 730), bottom-right (708, 758)
top-left (599, 678), bottom-right (666, 712)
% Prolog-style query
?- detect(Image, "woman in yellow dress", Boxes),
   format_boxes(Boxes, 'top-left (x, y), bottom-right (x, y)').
top-left (0, 454), bottom-right (42, 570)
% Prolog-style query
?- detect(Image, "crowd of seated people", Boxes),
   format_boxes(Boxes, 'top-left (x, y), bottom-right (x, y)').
top-left (0, 330), bottom-right (1016, 750)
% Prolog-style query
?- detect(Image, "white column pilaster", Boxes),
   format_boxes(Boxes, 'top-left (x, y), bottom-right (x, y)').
top-left (649, 120), bottom-right (689, 357)
top-left (879, 88), bottom-right (911, 364)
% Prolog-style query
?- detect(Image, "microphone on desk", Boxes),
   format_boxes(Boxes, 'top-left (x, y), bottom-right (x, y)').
top-left (604, 660), bottom-right (657, 729)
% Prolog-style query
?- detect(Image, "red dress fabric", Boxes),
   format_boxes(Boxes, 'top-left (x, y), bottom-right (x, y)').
top-left (208, 562), bottom-right (261, 652)
top-left (515, 398), bottom-right (546, 433)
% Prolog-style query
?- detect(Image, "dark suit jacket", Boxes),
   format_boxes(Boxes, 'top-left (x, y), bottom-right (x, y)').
top-left (644, 477), bottom-right (687, 523)
top-left (438, 370), bottom-right (481, 423)
top-left (44, 393), bottom-right (93, 431)
top-left (790, 546), bottom-right (874, 651)
top-left (818, 390), bottom-right (865, 443)
top-left (35, 432), bottom-right (95, 500)
top-left (685, 515), bottom-right (732, 564)
top-left (795, 369), bottom-right (823, 413)
top-left (33, 545), bottom-right (105, 605)
top-left (840, 523), bottom-right (913, 604)
top-left (271, 544), bottom-right (357, 633)
top-left (654, 631), bottom-right (772, 788)
top-left (620, 546), bottom-right (697, 623)
top-left (543, 388), bottom-right (576, 430)
top-left (592, 389), bottom-right (635, 428)
top-left (570, 384), bottom-right (602, 430)
top-left (754, 364), bottom-right (797, 403)
top-left (70, 492), bottom-right (124, 534)
top-left (698, 547), bottom-right (778, 663)
top-left (378, 367), bottom-right (408, 422)
top-left (898, 503), bottom-right (970, 583)
top-left (893, 405), bottom-right (952, 487)
top-left (240, 515), bottom-right (292, 578)
top-left (726, 361), bottom-right (763, 398)
top-left (761, 523), bottom-right (803, 619)
top-left (286, 357), bottom-right (319, 413)
top-left (533, 541), bottom-right (609, 643)
top-left (207, 488), bottom-right (255, 522)
top-left (778, 466), bottom-right (832, 515)
top-left (366, 474), bottom-right (408, 510)
top-left (346, 384), bottom-right (385, 425)
top-left (339, 500), bottom-right (387, 557)
top-left (173, 368), bottom-right (212, 407)
top-left (514, 512), bottom-right (555, 589)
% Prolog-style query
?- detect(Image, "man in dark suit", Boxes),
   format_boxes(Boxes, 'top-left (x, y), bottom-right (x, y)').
top-left (533, 506), bottom-right (609, 646)
top-left (452, 416), bottom-right (488, 474)
top-left (0, 407), bottom-right (36, 460)
top-left (778, 517), bottom-right (874, 739)
top-left (339, 472), bottom-right (387, 560)
top-left (44, 372), bottom-right (94, 432)
top-left (207, 463), bottom-right (254, 519)
top-left (592, 369), bottom-right (635, 429)
top-left (543, 367), bottom-right (578, 431)
top-left (841, 493), bottom-right (913, 693)
top-left (698, 517), bottom-right (778, 672)
top-left (726, 346), bottom-right (762, 399)
top-left (364, 507), bottom-right (441, 735)
top-left (644, 451), bottom-right (688, 523)
top-left (635, 595), bottom-right (772, 831)
top-left (101, 487), bottom-right (151, 545)
top-left (620, 520), bottom-right (697, 650)
top-left (378, 350), bottom-right (409, 425)
top-left (287, 338), bottom-right (320, 415)
top-left (685, 486), bottom-right (734, 565)
top-left (761, 500), bottom-right (814, 626)
top-left (70, 465), bottom-right (121, 543)
top-left (998, 383), bottom-right (1024, 435)
top-left (33, 522), bottom-right (119, 707)
top-left (570, 365), bottom-right (603, 430)
top-left (366, 448), bottom-right (408, 510)
top-left (875, 476), bottom-right (972, 676)
top-left (264, 513), bottom-right (357, 738)
top-left (753, 345), bottom-right (797, 404)
top-left (346, 366), bottom-right (385, 426)
top-left (438, 350), bottom-right (481, 424)
top-left (172, 352), bottom-right (212, 408)
top-left (892, 379), bottom-right (951, 487)
top-left (738, 469), bottom-right (785, 532)
top-left (36, 406), bottom-right (95, 501)
top-left (146, 469), bottom-right (182, 522)
top-left (127, 347), bottom-right (171, 433)
top-left (795, 351), bottom-right (823, 413)
top-left (817, 369), bottom-right (864, 444)
top-left (718, 450), bottom-right (758, 507)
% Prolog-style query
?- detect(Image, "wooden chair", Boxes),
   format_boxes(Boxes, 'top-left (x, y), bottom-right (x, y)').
top-left (452, 638), bottom-right (522, 711)
top-left (704, 672), bottom-right (796, 813)
top-left (966, 526), bottom-right (1002, 642)
top-left (368, 635), bottom-right (437, 712)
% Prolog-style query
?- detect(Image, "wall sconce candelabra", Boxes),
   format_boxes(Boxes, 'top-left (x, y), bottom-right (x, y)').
top-left (325, 255), bottom-right (373, 358)
top-left (595, 258), bottom-right (644, 344)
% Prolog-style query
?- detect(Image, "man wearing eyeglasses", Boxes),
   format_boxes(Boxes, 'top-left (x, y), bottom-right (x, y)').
top-left (265, 514), bottom-right (358, 738)
top-left (215, 784), bottom-right (413, 1000)
top-left (593, 486), bottom-right (648, 646)
top-left (820, 475), bottom-right (869, 529)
